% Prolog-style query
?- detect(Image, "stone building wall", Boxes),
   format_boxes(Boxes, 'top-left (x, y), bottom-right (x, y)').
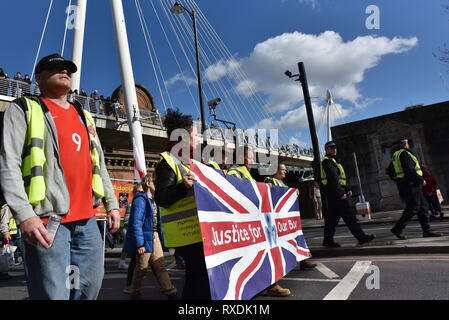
top-left (331, 100), bottom-right (449, 212)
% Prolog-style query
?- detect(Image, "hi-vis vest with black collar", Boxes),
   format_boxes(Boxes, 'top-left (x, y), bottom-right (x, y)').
top-left (320, 156), bottom-right (347, 186)
top-left (19, 96), bottom-right (104, 206)
top-left (391, 149), bottom-right (422, 180)
top-left (156, 152), bottom-right (201, 248)
top-left (264, 176), bottom-right (287, 187)
top-left (227, 166), bottom-right (255, 182)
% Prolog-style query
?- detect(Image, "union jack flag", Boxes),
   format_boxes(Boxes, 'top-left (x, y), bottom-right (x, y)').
top-left (190, 160), bottom-right (311, 300)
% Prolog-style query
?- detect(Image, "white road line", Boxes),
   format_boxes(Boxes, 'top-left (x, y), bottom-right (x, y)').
top-left (315, 262), bottom-right (339, 279)
top-left (281, 278), bottom-right (340, 283)
top-left (323, 261), bottom-right (372, 300)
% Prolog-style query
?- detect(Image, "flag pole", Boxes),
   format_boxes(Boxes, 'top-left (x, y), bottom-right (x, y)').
top-left (110, 0), bottom-right (147, 181)
top-left (71, 0), bottom-right (87, 92)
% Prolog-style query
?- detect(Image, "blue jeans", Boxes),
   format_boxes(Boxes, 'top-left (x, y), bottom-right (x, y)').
top-left (24, 217), bottom-right (104, 300)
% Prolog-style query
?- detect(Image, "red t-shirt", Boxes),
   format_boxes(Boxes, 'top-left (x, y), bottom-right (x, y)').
top-left (42, 98), bottom-right (95, 224)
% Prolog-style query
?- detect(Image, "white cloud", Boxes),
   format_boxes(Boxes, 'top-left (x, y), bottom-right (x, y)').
top-left (252, 102), bottom-right (351, 131)
top-left (165, 72), bottom-right (197, 88)
top-left (203, 30), bottom-right (417, 129)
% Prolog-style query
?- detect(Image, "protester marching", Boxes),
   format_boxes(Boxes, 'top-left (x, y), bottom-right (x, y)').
top-left (1, 0), bottom-right (448, 301)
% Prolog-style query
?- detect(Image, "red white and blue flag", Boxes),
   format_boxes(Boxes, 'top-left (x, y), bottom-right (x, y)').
top-left (190, 160), bottom-right (311, 300)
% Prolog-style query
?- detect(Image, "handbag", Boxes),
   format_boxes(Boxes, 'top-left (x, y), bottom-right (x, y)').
top-left (436, 189), bottom-right (444, 204)
top-left (1, 243), bottom-right (17, 271)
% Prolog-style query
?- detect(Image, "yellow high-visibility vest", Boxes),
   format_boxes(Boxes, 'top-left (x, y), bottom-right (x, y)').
top-left (227, 166), bottom-right (255, 182)
top-left (392, 149), bottom-right (422, 179)
top-left (8, 217), bottom-right (18, 236)
top-left (264, 176), bottom-right (287, 187)
top-left (320, 156), bottom-right (347, 186)
top-left (156, 152), bottom-right (202, 248)
top-left (21, 97), bottom-right (104, 206)
top-left (208, 161), bottom-right (221, 171)
top-left (1, 204), bottom-right (17, 235)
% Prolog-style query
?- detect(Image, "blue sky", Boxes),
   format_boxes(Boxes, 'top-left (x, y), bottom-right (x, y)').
top-left (1, 0), bottom-right (448, 149)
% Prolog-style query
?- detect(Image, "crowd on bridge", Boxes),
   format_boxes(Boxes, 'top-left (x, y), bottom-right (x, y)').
top-left (0, 53), bottom-right (445, 300)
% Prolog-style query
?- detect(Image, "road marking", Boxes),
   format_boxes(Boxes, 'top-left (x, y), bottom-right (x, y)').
top-left (323, 260), bottom-right (372, 300)
top-left (281, 278), bottom-right (340, 283)
top-left (315, 263), bottom-right (339, 279)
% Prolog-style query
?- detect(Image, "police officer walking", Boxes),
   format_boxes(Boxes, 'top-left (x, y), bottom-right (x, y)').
top-left (320, 141), bottom-right (375, 247)
top-left (388, 137), bottom-right (441, 240)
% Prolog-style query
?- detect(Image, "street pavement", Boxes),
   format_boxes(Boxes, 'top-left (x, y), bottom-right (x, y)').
top-left (0, 207), bottom-right (448, 300)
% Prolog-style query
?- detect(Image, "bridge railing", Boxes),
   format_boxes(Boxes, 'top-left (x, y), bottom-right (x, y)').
top-left (0, 78), bottom-right (313, 159)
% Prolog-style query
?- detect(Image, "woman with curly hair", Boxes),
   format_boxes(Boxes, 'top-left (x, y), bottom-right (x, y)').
top-left (154, 108), bottom-right (210, 300)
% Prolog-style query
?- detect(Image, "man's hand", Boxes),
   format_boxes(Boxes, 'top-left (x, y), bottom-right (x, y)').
top-left (422, 180), bottom-right (427, 187)
top-left (2, 233), bottom-right (11, 244)
top-left (341, 194), bottom-right (348, 200)
top-left (182, 173), bottom-right (196, 189)
top-left (347, 191), bottom-right (353, 197)
top-left (107, 209), bottom-right (121, 234)
top-left (20, 216), bottom-right (52, 248)
top-left (136, 246), bottom-right (145, 255)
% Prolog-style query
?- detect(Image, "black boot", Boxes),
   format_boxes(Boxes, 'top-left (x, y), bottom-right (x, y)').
top-left (322, 241), bottom-right (340, 248)
top-left (359, 234), bottom-right (376, 245)
top-left (423, 230), bottom-right (442, 238)
top-left (391, 228), bottom-right (406, 240)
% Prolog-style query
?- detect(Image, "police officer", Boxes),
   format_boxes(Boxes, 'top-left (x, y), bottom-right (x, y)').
top-left (389, 137), bottom-right (441, 240)
top-left (320, 141), bottom-right (375, 247)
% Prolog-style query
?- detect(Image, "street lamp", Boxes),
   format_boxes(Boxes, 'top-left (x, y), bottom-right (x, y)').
top-left (171, 1), bottom-right (206, 134)
top-left (285, 62), bottom-right (321, 181)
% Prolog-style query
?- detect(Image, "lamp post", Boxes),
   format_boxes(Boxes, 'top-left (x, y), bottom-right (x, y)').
top-left (285, 62), bottom-right (321, 181)
top-left (171, 1), bottom-right (206, 134)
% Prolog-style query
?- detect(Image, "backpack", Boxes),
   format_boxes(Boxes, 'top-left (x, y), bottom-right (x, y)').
top-left (386, 161), bottom-right (396, 181)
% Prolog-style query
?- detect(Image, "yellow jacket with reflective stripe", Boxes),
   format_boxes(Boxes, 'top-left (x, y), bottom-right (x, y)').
top-left (22, 97), bottom-right (104, 205)
top-left (227, 166), bottom-right (255, 182)
top-left (157, 152), bottom-right (202, 248)
top-left (264, 176), bottom-right (287, 187)
top-left (392, 149), bottom-right (422, 180)
top-left (320, 156), bottom-right (347, 186)
top-left (0, 96), bottom-right (119, 225)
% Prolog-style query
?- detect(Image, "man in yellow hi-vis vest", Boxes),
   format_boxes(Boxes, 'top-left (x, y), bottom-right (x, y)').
top-left (227, 147), bottom-right (256, 181)
top-left (154, 108), bottom-right (210, 300)
top-left (320, 141), bottom-right (375, 248)
top-left (388, 137), bottom-right (441, 240)
top-left (0, 54), bottom-right (120, 300)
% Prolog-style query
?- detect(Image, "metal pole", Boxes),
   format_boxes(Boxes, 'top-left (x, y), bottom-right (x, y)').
top-left (298, 62), bottom-right (321, 181)
top-left (110, 0), bottom-right (147, 181)
top-left (352, 152), bottom-right (365, 203)
top-left (192, 10), bottom-right (206, 134)
top-left (71, 0), bottom-right (87, 92)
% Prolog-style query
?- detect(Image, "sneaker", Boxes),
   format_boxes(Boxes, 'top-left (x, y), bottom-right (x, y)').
top-left (118, 260), bottom-right (129, 270)
top-left (262, 285), bottom-right (291, 297)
